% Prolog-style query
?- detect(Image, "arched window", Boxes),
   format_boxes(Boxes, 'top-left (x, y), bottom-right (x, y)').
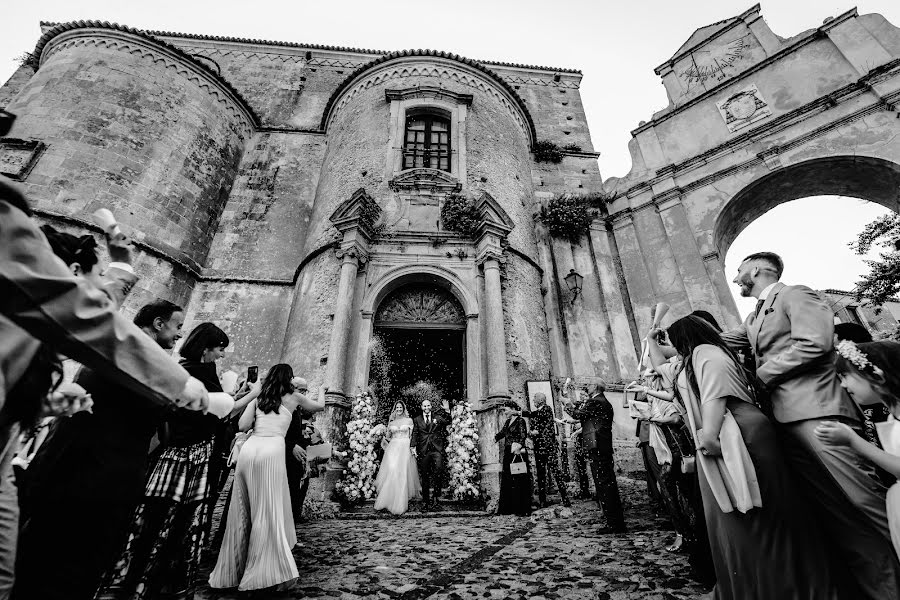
top-left (402, 110), bottom-right (451, 172)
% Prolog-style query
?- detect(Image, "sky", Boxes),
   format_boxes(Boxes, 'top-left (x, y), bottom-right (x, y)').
top-left (2, 0), bottom-right (898, 317)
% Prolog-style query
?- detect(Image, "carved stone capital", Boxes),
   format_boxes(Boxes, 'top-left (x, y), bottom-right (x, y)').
top-left (335, 241), bottom-right (370, 266)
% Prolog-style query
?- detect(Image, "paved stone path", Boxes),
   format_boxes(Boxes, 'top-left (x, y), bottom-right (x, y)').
top-left (197, 478), bottom-right (709, 599)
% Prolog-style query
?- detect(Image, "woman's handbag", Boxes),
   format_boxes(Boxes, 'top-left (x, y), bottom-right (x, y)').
top-left (509, 454), bottom-right (528, 475)
top-left (227, 430), bottom-right (251, 467)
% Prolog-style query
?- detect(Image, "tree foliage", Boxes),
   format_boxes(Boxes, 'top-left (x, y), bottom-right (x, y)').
top-left (852, 212), bottom-right (900, 308)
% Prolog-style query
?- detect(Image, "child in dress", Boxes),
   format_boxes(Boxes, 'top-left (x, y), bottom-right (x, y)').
top-left (815, 340), bottom-right (900, 557)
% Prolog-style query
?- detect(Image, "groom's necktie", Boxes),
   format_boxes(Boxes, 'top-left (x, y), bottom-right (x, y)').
top-left (754, 298), bottom-right (765, 318)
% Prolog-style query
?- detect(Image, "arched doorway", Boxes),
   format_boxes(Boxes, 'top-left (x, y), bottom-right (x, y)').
top-left (369, 283), bottom-right (467, 420)
top-left (716, 156), bottom-right (900, 322)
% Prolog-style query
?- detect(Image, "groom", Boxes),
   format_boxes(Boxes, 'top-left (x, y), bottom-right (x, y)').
top-left (411, 399), bottom-right (449, 510)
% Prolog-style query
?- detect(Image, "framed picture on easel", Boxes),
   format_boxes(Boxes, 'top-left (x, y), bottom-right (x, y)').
top-left (525, 380), bottom-right (554, 412)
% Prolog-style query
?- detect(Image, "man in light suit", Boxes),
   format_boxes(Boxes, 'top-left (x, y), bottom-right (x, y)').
top-left (721, 251), bottom-right (900, 599)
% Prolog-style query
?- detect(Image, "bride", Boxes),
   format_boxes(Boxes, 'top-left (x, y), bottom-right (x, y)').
top-left (374, 401), bottom-right (422, 514)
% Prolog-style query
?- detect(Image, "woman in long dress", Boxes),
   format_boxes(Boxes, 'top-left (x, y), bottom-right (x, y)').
top-left (496, 400), bottom-right (533, 516)
top-left (374, 401), bottom-right (421, 515)
top-left (664, 315), bottom-right (837, 599)
top-left (209, 364), bottom-right (323, 591)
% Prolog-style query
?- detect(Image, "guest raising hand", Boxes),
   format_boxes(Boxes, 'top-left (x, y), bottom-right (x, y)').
top-left (666, 315), bottom-right (837, 599)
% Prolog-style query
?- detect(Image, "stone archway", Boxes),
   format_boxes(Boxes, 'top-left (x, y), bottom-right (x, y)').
top-left (714, 156), bottom-right (900, 259)
top-left (369, 283), bottom-right (468, 420)
top-left (575, 5), bottom-right (900, 375)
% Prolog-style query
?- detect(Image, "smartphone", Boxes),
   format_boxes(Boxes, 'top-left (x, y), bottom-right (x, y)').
top-left (247, 366), bottom-right (259, 383)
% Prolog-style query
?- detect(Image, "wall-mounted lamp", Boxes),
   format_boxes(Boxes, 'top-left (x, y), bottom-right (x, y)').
top-left (564, 268), bottom-right (583, 304)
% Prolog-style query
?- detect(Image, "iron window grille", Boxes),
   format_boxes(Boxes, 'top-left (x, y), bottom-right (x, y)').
top-left (402, 112), bottom-right (451, 172)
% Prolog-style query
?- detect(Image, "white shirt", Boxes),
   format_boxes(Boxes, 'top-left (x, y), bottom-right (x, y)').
top-left (758, 282), bottom-right (778, 301)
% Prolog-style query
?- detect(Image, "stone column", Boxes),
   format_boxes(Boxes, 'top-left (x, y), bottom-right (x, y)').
top-left (481, 256), bottom-right (510, 403)
top-left (321, 244), bottom-right (367, 453)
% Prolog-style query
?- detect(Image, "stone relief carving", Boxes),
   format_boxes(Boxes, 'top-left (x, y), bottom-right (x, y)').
top-left (375, 285), bottom-right (466, 326)
top-left (716, 84), bottom-right (771, 132)
top-left (0, 139), bottom-right (45, 181)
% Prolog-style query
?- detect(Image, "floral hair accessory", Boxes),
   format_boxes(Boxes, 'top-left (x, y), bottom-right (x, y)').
top-left (836, 340), bottom-right (884, 378)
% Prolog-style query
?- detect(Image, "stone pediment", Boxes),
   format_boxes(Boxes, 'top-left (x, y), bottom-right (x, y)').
top-left (475, 191), bottom-right (514, 237)
top-left (389, 169), bottom-right (462, 194)
top-left (669, 17), bottom-right (741, 62)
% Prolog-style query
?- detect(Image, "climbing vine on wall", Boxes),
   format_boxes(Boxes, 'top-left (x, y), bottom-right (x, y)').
top-left (539, 193), bottom-right (595, 243)
top-left (440, 194), bottom-right (480, 237)
top-left (358, 194), bottom-right (383, 235)
top-left (532, 140), bottom-right (564, 164)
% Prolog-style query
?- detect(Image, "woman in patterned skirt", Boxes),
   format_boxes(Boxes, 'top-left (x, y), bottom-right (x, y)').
top-left (96, 323), bottom-right (257, 599)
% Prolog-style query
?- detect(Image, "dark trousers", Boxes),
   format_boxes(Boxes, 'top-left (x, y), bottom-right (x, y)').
top-left (639, 441), bottom-right (663, 505)
top-left (574, 442), bottom-right (590, 497)
top-left (779, 419), bottom-right (900, 599)
top-left (14, 498), bottom-right (133, 600)
top-left (286, 451), bottom-right (306, 518)
top-left (587, 447), bottom-right (625, 528)
top-left (419, 450), bottom-right (444, 503)
top-left (535, 452), bottom-right (568, 504)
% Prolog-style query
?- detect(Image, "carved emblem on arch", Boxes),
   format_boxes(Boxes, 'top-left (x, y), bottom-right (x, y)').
top-left (375, 284), bottom-right (466, 328)
top-left (389, 169), bottom-right (462, 194)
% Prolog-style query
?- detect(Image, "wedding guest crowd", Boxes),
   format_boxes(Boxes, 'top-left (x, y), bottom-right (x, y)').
top-left (629, 251), bottom-right (900, 599)
top-left (6, 125), bottom-right (900, 600)
top-left (0, 174), bottom-right (327, 598)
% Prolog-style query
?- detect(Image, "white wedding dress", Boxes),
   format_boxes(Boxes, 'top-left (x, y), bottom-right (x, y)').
top-left (374, 417), bottom-right (422, 514)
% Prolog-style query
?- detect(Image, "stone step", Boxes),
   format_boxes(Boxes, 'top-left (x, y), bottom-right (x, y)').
top-left (338, 499), bottom-right (488, 519)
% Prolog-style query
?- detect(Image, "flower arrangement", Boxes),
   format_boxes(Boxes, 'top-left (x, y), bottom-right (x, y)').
top-left (440, 193), bottom-right (480, 237)
top-left (334, 392), bottom-right (382, 506)
top-left (447, 401), bottom-right (481, 502)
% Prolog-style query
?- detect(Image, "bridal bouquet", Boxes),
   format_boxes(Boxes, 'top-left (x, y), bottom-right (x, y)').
top-left (447, 401), bottom-right (481, 502)
top-left (335, 392), bottom-right (380, 506)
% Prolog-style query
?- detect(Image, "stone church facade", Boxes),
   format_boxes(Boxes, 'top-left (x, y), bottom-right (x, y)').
top-left (2, 5), bottom-right (900, 495)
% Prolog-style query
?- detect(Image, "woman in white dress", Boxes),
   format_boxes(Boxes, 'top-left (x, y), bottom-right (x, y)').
top-left (374, 401), bottom-right (422, 515)
top-left (209, 364), bottom-right (323, 592)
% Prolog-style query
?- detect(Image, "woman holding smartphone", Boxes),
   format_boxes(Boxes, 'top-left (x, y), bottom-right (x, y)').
top-left (97, 323), bottom-right (260, 600)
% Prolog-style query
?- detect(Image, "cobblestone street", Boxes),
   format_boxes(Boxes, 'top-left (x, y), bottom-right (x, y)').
top-left (197, 478), bottom-right (708, 600)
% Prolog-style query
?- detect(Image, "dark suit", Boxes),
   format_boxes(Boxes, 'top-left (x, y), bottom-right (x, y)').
top-left (16, 368), bottom-right (166, 600)
top-left (566, 393), bottom-right (624, 529)
top-left (522, 405), bottom-right (568, 506)
top-left (411, 412), bottom-right (449, 504)
top-left (723, 282), bottom-right (900, 598)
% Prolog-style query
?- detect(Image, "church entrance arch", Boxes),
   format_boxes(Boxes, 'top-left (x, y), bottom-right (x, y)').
top-left (367, 281), bottom-right (468, 421)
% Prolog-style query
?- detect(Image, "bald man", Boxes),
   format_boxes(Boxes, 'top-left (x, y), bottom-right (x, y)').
top-left (522, 392), bottom-right (570, 508)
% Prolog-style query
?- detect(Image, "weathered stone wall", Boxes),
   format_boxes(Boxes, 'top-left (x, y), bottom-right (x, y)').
top-left (8, 30), bottom-right (251, 269)
top-left (4, 28), bottom-right (253, 317)
top-left (158, 39), bottom-right (368, 130)
top-left (0, 63), bottom-right (35, 110)
top-left (204, 131), bottom-right (326, 279)
top-left (181, 281), bottom-right (294, 375)
top-left (502, 253), bottom-right (552, 404)
top-left (281, 250), bottom-right (341, 394)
